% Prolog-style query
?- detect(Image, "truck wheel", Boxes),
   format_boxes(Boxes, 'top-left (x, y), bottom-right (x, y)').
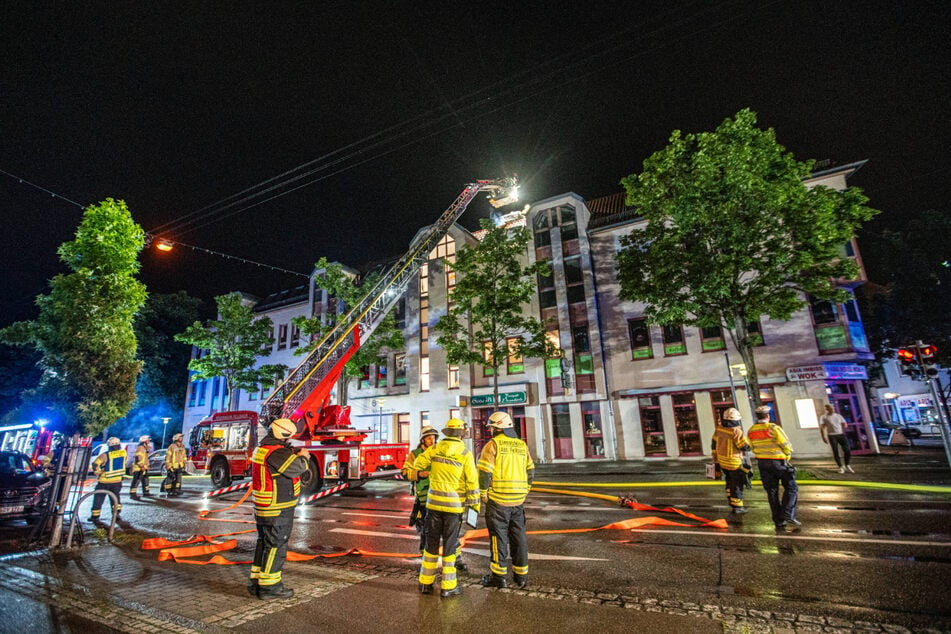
top-left (298, 457), bottom-right (323, 495)
top-left (210, 458), bottom-right (232, 488)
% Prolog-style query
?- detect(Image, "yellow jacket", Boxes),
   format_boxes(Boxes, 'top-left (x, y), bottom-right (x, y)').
top-left (133, 444), bottom-right (150, 472)
top-left (477, 434), bottom-right (535, 506)
top-left (748, 422), bottom-right (793, 460)
top-left (93, 449), bottom-right (126, 483)
top-left (165, 443), bottom-right (188, 469)
top-left (712, 425), bottom-right (749, 470)
top-left (412, 438), bottom-right (479, 514)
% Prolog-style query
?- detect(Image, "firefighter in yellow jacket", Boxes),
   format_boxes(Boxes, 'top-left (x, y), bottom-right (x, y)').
top-left (163, 433), bottom-right (188, 496)
top-left (401, 425), bottom-right (439, 553)
top-left (130, 435), bottom-right (152, 497)
top-left (90, 437), bottom-right (126, 520)
top-left (249, 418), bottom-right (310, 600)
top-left (712, 407), bottom-right (751, 514)
top-left (412, 418), bottom-right (480, 598)
top-left (478, 411), bottom-right (535, 589)
top-left (748, 405), bottom-right (800, 531)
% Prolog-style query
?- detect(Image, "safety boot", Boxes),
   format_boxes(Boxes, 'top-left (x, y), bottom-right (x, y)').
top-left (257, 585), bottom-right (294, 601)
top-left (419, 583), bottom-right (433, 594)
top-left (513, 575), bottom-right (528, 589)
top-left (481, 574), bottom-right (507, 589)
top-left (440, 586), bottom-right (463, 598)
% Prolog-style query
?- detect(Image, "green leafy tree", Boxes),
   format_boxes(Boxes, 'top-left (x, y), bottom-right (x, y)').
top-left (175, 292), bottom-right (285, 411)
top-left (617, 109), bottom-right (878, 406)
top-left (293, 257), bottom-right (405, 405)
top-left (435, 219), bottom-right (558, 406)
top-left (857, 209), bottom-right (951, 364)
top-left (0, 199), bottom-right (147, 436)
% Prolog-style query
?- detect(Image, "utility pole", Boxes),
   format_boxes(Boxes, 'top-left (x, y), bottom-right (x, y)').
top-left (910, 341), bottom-right (951, 469)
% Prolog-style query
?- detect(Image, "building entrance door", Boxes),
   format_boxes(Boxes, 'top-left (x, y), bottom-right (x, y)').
top-left (827, 382), bottom-right (872, 454)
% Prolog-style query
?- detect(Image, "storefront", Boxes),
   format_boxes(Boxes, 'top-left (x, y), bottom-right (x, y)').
top-left (787, 362), bottom-right (874, 454)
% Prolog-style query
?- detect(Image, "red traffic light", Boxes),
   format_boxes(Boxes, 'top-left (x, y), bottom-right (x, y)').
top-left (897, 348), bottom-right (916, 364)
top-left (919, 345), bottom-right (937, 359)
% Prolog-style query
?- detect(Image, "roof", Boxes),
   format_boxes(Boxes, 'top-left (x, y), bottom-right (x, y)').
top-left (253, 284), bottom-right (309, 312)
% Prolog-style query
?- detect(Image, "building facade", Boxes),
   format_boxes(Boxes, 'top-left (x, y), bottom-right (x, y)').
top-left (184, 163), bottom-right (878, 462)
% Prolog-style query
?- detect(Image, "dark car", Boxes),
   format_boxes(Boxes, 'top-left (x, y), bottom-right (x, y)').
top-left (0, 450), bottom-right (53, 523)
top-left (147, 449), bottom-right (168, 476)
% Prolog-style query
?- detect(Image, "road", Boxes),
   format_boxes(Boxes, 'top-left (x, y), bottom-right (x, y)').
top-left (46, 467), bottom-right (950, 631)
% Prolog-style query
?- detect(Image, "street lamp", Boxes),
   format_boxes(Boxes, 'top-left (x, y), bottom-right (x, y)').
top-left (161, 417), bottom-right (170, 449)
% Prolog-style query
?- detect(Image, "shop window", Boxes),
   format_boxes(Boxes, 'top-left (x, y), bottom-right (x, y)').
top-left (506, 338), bottom-right (524, 374)
top-left (552, 403), bottom-right (574, 459)
top-left (582, 401), bottom-right (605, 458)
top-left (663, 324), bottom-right (686, 356)
top-left (639, 396), bottom-right (666, 456)
top-left (628, 319), bottom-right (653, 360)
top-left (397, 413), bottom-right (410, 444)
top-left (672, 393), bottom-right (702, 455)
top-left (700, 325), bottom-right (726, 351)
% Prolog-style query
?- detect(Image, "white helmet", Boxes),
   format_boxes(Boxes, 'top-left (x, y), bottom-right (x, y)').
top-left (107, 436), bottom-right (121, 447)
top-left (722, 407), bottom-right (742, 421)
top-left (487, 411), bottom-right (514, 429)
top-left (139, 435), bottom-right (151, 443)
top-left (270, 418), bottom-right (297, 440)
top-left (172, 433), bottom-right (183, 442)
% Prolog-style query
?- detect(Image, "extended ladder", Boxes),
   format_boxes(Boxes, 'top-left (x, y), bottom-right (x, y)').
top-left (259, 177), bottom-right (519, 426)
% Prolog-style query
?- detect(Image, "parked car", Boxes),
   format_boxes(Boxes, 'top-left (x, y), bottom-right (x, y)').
top-left (0, 450), bottom-right (53, 523)
top-left (147, 449), bottom-right (168, 476)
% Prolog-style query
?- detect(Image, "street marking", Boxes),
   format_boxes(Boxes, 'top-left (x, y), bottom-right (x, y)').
top-left (329, 528), bottom-right (418, 540)
top-left (625, 527), bottom-right (951, 547)
top-left (341, 511), bottom-right (407, 519)
top-left (463, 546), bottom-right (608, 562)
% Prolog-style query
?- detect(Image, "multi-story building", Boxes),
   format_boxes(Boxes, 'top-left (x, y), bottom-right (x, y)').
top-left (184, 162), bottom-right (877, 462)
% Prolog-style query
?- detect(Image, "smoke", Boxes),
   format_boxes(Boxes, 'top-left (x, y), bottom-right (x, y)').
top-left (107, 398), bottom-right (183, 444)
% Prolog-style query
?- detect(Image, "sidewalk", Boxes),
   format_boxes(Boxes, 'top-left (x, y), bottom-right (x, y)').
top-left (0, 447), bottom-right (948, 634)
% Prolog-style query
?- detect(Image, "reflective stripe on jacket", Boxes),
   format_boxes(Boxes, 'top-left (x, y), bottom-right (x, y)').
top-left (712, 425), bottom-right (749, 470)
top-left (94, 449), bottom-right (127, 483)
top-left (412, 438), bottom-right (479, 514)
top-left (748, 422), bottom-right (792, 460)
top-left (133, 445), bottom-right (150, 472)
top-left (252, 436), bottom-right (307, 517)
top-left (165, 444), bottom-right (188, 469)
top-left (478, 434), bottom-right (535, 506)
top-left (402, 445), bottom-right (430, 502)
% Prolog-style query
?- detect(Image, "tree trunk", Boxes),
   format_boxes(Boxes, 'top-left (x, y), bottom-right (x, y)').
top-left (727, 313), bottom-right (763, 413)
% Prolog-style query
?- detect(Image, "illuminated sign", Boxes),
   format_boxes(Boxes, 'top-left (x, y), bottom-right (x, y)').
top-left (470, 391), bottom-right (527, 407)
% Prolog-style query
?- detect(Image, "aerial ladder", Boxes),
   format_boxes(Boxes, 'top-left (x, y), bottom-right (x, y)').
top-left (258, 177), bottom-right (520, 436)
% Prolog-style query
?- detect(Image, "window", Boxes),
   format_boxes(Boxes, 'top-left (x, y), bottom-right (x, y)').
top-left (420, 357), bottom-right (430, 392)
top-left (672, 393), bottom-right (702, 455)
top-left (582, 401), bottom-right (604, 458)
top-left (700, 325), bottom-right (726, 351)
top-left (398, 413), bottom-right (410, 444)
top-left (662, 324), bottom-right (686, 356)
top-left (844, 298), bottom-right (860, 323)
top-left (290, 323), bottom-right (300, 348)
top-left (537, 264), bottom-right (556, 309)
top-left (277, 324), bottom-right (288, 350)
top-left (419, 296), bottom-right (429, 357)
top-left (483, 341), bottom-right (495, 377)
top-left (197, 380), bottom-right (207, 406)
top-left (810, 298), bottom-right (838, 325)
top-left (628, 319), bottom-right (652, 360)
top-left (248, 385), bottom-right (258, 401)
top-left (394, 353), bottom-right (407, 386)
top-left (421, 411), bottom-right (430, 431)
top-left (187, 374), bottom-right (198, 407)
top-left (551, 403), bottom-right (573, 459)
top-left (419, 262), bottom-right (429, 297)
top-left (639, 396), bottom-right (666, 456)
top-left (359, 365), bottom-right (371, 389)
top-left (377, 357), bottom-right (388, 387)
top-left (448, 363), bottom-right (460, 389)
top-left (394, 298), bottom-right (407, 330)
top-left (564, 256), bottom-right (584, 303)
top-left (506, 338), bottom-right (524, 374)
top-left (747, 320), bottom-right (764, 346)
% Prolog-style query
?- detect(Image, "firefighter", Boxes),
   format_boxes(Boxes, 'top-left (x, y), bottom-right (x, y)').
top-left (401, 425), bottom-right (440, 553)
top-left (164, 433), bottom-right (187, 496)
top-left (712, 407), bottom-right (751, 514)
top-left (477, 411), bottom-right (535, 589)
top-left (748, 405), bottom-right (801, 531)
top-left (90, 437), bottom-right (126, 520)
top-left (249, 418), bottom-right (310, 600)
top-left (412, 418), bottom-right (480, 598)
top-left (130, 435), bottom-right (152, 497)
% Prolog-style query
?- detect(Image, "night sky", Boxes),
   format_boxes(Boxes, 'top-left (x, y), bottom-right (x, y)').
top-left (2, 2), bottom-right (948, 327)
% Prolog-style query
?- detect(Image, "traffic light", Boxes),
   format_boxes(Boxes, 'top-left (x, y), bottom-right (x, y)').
top-left (897, 348), bottom-right (919, 378)
top-left (918, 344), bottom-right (939, 377)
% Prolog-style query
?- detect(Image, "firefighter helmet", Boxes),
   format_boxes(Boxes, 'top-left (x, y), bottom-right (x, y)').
top-left (487, 411), bottom-right (514, 429)
top-left (107, 436), bottom-right (121, 447)
top-left (270, 418), bottom-right (297, 440)
top-left (139, 435), bottom-right (151, 443)
top-left (754, 405), bottom-right (771, 416)
top-left (419, 425), bottom-right (439, 439)
top-left (172, 433), bottom-right (184, 442)
top-left (442, 418), bottom-right (466, 435)
top-left (722, 408), bottom-right (742, 421)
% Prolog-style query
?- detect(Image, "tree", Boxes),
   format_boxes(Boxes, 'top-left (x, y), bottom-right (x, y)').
top-left (0, 198), bottom-right (147, 436)
top-left (857, 209), bottom-right (951, 363)
top-left (109, 291), bottom-right (203, 442)
top-left (175, 292), bottom-right (285, 411)
top-left (435, 218), bottom-right (558, 406)
top-left (293, 257), bottom-right (405, 405)
top-left (616, 109), bottom-right (879, 407)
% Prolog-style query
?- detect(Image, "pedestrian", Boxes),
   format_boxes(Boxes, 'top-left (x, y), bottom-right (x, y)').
top-left (412, 418), bottom-right (480, 598)
top-left (89, 437), bottom-right (126, 520)
top-left (130, 435), bottom-right (152, 497)
top-left (820, 404), bottom-right (854, 473)
top-left (478, 411), bottom-right (535, 590)
top-left (249, 418), bottom-right (310, 600)
top-left (163, 433), bottom-right (187, 496)
top-left (748, 405), bottom-right (801, 531)
top-left (401, 425), bottom-right (440, 553)
top-left (712, 407), bottom-right (752, 514)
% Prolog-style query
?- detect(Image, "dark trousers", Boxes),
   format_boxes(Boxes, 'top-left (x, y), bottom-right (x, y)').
top-left (251, 509), bottom-right (295, 590)
top-left (91, 481), bottom-right (122, 517)
top-left (758, 459), bottom-right (798, 525)
top-left (484, 500), bottom-right (528, 579)
top-left (828, 434), bottom-right (851, 467)
top-left (130, 470), bottom-right (150, 495)
top-left (163, 468), bottom-right (183, 494)
top-left (419, 509), bottom-right (462, 590)
top-left (723, 467), bottom-right (746, 508)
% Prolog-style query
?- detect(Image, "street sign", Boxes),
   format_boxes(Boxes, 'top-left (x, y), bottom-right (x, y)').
top-left (470, 391), bottom-right (527, 407)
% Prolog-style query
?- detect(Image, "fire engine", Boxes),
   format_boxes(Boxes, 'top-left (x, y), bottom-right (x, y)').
top-left (191, 177), bottom-right (520, 495)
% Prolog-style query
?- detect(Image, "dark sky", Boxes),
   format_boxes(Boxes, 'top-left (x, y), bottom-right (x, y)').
top-left (2, 1), bottom-right (948, 327)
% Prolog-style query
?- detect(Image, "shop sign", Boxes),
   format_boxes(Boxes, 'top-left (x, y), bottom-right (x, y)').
top-left (786, 362), bottom-right (867, 382)
top-left (786, 365), bottom-right (827, 381)
top-left (898, 397), bottom-right (933, 408)
top-left (470, 391), bottom-right (527, 407)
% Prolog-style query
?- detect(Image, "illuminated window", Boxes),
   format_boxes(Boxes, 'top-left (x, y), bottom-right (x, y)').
top-left (420, 357), bottom-right (430, 392)
top-left (482, 341), bottom-right (495, 377)
top-left (506, 338), bottom-right (524, 374)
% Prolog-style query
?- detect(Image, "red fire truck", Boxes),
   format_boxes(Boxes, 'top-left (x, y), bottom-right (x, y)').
top-left (194, 178), bottom-right (519, 496)
top-left (188, 408), bottom-right (407, 493)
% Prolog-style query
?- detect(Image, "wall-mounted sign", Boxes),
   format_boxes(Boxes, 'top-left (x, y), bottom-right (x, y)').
top-left (786, 362), bottom-right (868, 382)
top-left (470, 391), bottom-right (527, 407)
